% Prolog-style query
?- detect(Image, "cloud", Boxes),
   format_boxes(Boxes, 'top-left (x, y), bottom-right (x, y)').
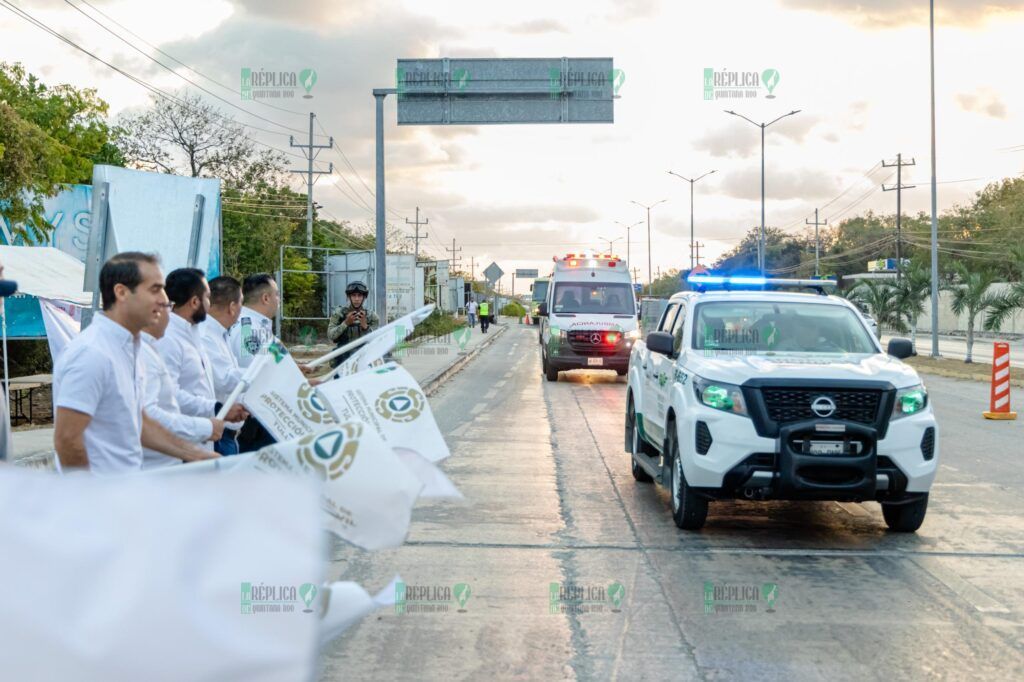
top-left (691, 114), bottom-right (817, 158)
top-left (502, 19), bottom-right (569, 34)
top-left (955, 89), bottom-right (1008, 119)
top-left (780, 0), bottom-right (1024, 27)
top-left (716, 166), bottom-right (842, 202)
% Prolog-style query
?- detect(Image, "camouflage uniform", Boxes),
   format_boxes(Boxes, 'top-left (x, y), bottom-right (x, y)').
top-left (327, 304), bottom-right (380, 367)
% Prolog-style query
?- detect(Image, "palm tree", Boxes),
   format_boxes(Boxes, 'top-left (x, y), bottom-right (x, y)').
top-left (984, 246), bottom-right (1024, 333)
top-left (848, 279), bottom-right (905, 333)
top-left (945, 262), bottom-right (1000, 363)
top-left (893, 264), bottom-right (932, 348)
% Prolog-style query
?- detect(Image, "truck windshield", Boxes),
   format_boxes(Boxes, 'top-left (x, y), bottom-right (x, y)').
top-left (552, 282), bottom-right (635, 315)
top-left (693, 301), bottom-right (877, 354)
top-left (532, 280), bottom-right (549, 303)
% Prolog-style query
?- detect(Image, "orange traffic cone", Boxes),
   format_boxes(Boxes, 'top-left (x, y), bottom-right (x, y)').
top-left (983, 342), bottom-right (1017, 420)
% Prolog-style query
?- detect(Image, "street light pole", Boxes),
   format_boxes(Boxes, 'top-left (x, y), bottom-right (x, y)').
top-left (928, 0), bottom-right (941, 358)
top-left (668, 169), bottom-right (716, 270)
top-left (599, 236), bottom-right (622, 253)
top-left (631, 199), bottom-right (667, 295)
top-left (614, 219), bottom-right (643, 277)
top-left (724, 109), bottom-right (801, 274)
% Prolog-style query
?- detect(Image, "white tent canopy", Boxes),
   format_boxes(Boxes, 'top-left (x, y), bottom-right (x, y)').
top-left (0, 245), bottom-right (89, 306)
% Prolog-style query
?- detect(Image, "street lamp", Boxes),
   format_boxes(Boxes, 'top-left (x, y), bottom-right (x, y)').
top-left (614, 220), bottom-right (643, 279)
top-left (723, 109), bottom-right (801, 273)
top-left (598, 236), bottom-right (622, 253)
top-left (667, 169), bottom-right (716, 270)
top-left (630, 199), bottom-right (667, 294)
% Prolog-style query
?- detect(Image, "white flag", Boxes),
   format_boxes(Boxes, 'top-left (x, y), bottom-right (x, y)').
top-left (319, 304), bottom-right (435, 376)
top-left (241, 342), bottom-right (335, 442)
top-left (237, 422), bottom-right (424, 550)
top-left (319, 576), bottom-right (399, 644)
top-left (317, 362), bottom-right (450, 463)
top-left (39, 298), bottom-right (81, 365)
top-left (0, 467), bottom-right (324, 682)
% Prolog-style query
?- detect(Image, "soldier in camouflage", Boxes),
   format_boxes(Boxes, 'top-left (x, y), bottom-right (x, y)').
top-left (327, 281), bottom-right (379, 368)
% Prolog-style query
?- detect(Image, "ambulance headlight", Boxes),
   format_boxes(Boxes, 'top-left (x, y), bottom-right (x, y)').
top-left (892, 384), bottom-right (927, 419)
top-left (624, 329), bottom-right (641, 340)
top-left (693, 377), bottom-right (748, 417)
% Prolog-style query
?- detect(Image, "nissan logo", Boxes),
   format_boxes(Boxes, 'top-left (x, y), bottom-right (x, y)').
top-left (811, 396), bottom-right (837, 418)
top-left (590, 333), bottom-right (602, 345)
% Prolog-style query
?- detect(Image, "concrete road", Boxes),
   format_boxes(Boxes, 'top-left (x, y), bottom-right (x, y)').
top-left (319, 324), bottom-right (1024, 680)
top-left (883, 333), bottom-right (1024, 368)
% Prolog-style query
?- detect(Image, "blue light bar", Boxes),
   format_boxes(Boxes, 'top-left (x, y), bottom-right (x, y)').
top-left (686, 274), bottom-right (837, 291)
top-left (687, 275), bottom-right (727, 285)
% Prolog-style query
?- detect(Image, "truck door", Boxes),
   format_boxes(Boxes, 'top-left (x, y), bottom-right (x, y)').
top-left (642, 302), bottom-right (680, 445)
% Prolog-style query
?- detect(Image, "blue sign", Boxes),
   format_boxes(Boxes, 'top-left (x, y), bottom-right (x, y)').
top-left (1, 184), bottom-right (93, 262)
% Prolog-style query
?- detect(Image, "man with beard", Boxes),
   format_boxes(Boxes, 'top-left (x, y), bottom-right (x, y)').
top-left (158, 268), bottom-right (246, 453)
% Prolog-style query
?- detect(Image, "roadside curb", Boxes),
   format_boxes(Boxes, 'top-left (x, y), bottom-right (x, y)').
top-left (421, 324), bottom-right (509, 396)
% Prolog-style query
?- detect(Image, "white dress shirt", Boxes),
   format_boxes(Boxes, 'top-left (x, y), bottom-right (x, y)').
top-left (140, 332), bottom-right (212, 468)
top-left (52, 313), bottom-right (144, 474)
top-left (228, 306), bottom-right (274, 368)
top-left (201, 317), bottom-right (243, 402)
top-left (156, 313), bottom-right (217, 424)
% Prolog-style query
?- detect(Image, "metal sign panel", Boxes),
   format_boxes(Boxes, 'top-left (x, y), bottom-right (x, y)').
top-left (483, 262), bottom-right (504, 285)
top-left (396, 58), bottom-right (617, 125)
top-left (515, 268), bottom-right (539, 278)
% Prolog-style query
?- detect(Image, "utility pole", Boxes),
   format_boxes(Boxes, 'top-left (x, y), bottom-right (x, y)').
top-left (445, 238), bottom-right (462, 272)
top-left (693, 242), bottom-right (705, 267)
top-left (469, 256), bottom-right (475, 283)
top-left (289, 112), bottom-right (333, 257)
top-left (631, 267), bottom-right (640, 286)
top-left (668, 169), bottom-right (716, 269)
top-left (805, 209), bottom-right (827, 277)
top-left (405, 207), bottom-right (429, 264)
top-left (882, 153), bottom-right (917, 280)
top-left (630, 199), bottom-right (667, 295)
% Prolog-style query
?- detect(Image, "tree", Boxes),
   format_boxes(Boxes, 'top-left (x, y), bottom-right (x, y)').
top-left (945, 262), bottom-right (1001, 363)
top-left (0, 62), bottom-right (121, 241)
top-left (893, 263), bottom-right (932, 347)
top-left (847, 280), bottom-right (905, 332)
top-left (985, 245), bottom-right (1024, 332)
top-left (116, 92), bottom-right (285, 191)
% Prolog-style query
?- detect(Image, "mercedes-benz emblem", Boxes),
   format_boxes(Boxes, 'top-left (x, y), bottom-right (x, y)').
top-left (590, 333), bottom-right (602, 345)
top-left (811, 396), bottom-right (837, 418)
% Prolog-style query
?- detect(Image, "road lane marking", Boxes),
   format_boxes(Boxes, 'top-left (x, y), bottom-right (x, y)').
top-left (484, 389), bottom-right (498, 400)
top-left (495, 380), bottom-right (507, 388)
top-left (470, 403), bottom-right (487, 415)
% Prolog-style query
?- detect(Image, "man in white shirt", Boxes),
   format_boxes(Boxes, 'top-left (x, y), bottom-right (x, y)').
top-left (467, 299), bottom-right (478, 330)
top-left (158, 268), bottom-right (247, 445)
top-left (229, 273), bottom-right (279, 451)
top-left (228, 272), bottom-right (279, 369)
top-left (141, 303), bottom-right (226, 468)
top-left (201, 275), bottom-right (244, 455)
top-left (53, 252), bottom-right (218, 474)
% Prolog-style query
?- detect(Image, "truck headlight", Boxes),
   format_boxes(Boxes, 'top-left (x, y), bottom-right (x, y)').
top-left (624, 329), bottom-right (641, 340)
top-left (693, 376), bottom-right (748, 417)
top-left (892, 384), bottom-right (927, 419)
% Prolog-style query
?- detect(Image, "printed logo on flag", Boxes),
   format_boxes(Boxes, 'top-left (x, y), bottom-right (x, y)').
top-left (375, 387), bottom-right (425, 423)
top-left (297, 426), bottom-right (361, 481)
top-left (297, 383), bottom-right (335, 424)
top-left (268, 341), bottom-right (288, 363)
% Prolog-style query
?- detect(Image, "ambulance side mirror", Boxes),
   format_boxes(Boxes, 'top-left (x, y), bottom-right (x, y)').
top-left (538, 302), bottom-right (548, 317)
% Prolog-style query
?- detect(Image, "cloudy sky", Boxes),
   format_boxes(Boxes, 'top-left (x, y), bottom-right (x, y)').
top-left (3, 0), bottom-right (1023, 289)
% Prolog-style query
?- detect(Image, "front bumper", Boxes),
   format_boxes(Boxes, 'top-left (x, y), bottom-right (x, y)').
top-left (546, 337), bottom-right (634, 371)
top-left (679, 404), bottom-right (937, 501)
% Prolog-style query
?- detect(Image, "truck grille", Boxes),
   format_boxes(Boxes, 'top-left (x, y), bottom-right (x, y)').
top-left (760, 387), bottom-right (882, 425)
top-left (567, 330), bottom-right (620, 355)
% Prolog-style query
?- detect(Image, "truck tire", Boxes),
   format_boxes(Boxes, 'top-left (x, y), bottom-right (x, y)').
top-left (543, 355), bottom-right (559, 382)
top-left (882, 494), bottom-right (928, 533)
top-left (626, 396), bottom-right (654, 482)
top-left (667, 425), bottom-right (708, 530)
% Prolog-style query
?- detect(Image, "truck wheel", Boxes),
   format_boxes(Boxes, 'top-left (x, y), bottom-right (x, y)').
top-left (667, 426), bottom-right (708, 530)
top-left (626, 397), bottom-right (653, 482)
top-left (544, 356), bottom-right (559, 382)
top-left (615, 367), bottom-right (628, 376)
top-left (882, 494), bottom-right (928, 533)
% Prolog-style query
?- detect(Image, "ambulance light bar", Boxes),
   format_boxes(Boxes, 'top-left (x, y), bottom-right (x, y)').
top-left (687, 274), bottom-right (838, 294)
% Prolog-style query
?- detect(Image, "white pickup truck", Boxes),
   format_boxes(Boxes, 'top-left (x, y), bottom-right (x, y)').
top-left (625, 276), bottom-right (938, 532)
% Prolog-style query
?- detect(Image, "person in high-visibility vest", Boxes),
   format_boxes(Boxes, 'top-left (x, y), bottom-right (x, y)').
top-left (479, 300), bottom-right (490, 333)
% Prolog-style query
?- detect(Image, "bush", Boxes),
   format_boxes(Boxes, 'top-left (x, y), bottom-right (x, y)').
top-left (501, 302), bottom-right (526, 318)
top-left (407, 309), bottom-right (465, 341)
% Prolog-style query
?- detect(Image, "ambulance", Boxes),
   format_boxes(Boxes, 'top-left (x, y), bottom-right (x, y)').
top-left (537, 253), bottom-right (639, 381)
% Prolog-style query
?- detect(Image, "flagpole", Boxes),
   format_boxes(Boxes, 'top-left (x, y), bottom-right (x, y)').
top-left (215, 355), bottom-right (268, 420)
top-left (303, 304), bottom-right (434, 368)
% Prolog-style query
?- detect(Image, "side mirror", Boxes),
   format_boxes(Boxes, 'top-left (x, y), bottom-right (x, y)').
top-left (646, 331), bottom-right (674, 356)
top-left (887, 337), bottom-right (915, 360)
top-left (637, 310), bottom-right (642, 320)
top-left (537, 302), bottom-right (548, 317)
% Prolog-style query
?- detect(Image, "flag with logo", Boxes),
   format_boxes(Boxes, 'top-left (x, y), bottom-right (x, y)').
top-left (235, 422), bottom-right (425, 550)
top-left (319, 576), bottom-right (399, 643)
top-left (331, 304), bottom-right (435, 377)
top-left (240, 341), bottom-right (335, 441)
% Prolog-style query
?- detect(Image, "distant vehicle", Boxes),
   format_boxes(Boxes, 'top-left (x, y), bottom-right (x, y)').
top-left (626, 274), bottom-right (936, 533)
top-left (537, 253), bottom-right (639, 381)
top-left (530, 277), bottom-right (550, 325)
